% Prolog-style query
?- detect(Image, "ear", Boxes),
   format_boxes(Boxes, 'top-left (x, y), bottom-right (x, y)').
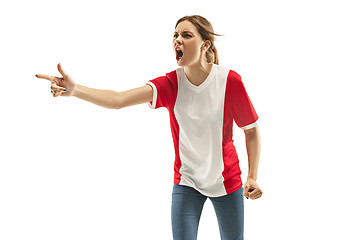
top-left (201, 40), bottom-right (211, 51)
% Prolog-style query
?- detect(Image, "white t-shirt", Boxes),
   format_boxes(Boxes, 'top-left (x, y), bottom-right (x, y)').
top-left (146, 63), bottom-right (258, 197)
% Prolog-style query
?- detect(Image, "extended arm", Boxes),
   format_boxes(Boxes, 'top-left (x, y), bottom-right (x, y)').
top-left (73, 84), bottom-right (153, 109)
top-left (36, 63), bottom-right (153, 109)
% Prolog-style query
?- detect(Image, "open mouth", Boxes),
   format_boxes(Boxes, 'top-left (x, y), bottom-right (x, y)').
top-left (176, 49), bottom-right (184, 61)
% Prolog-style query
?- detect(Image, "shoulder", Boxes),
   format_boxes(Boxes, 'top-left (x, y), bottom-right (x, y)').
top-left (224, 68), bottom-right (247, 95)
top-left (148, 69), bottom-right (179, 92)
top-left (212, 64), bottom-right (241, 81)
top-left (227, 69), bottom-right (242, 82)
top-left (166, 69), bottom-right (178, 81)
top-left (150, 69), bottom-right (178, 84)
top-left (212, 65), bottom-right (242, 87)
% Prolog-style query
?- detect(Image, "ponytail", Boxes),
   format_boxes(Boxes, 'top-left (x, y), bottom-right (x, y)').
top-left (207, 44), bottom-right (219, 65)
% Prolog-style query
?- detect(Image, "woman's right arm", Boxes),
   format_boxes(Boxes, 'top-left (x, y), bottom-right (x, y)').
top-left (73, 84), bottom-right (153, 109)
top-left (36, 63), bottom-right (153, 109)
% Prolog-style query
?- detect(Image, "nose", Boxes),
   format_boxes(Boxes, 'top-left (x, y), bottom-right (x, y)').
top-left (175, 37), bottom-right (183, 46)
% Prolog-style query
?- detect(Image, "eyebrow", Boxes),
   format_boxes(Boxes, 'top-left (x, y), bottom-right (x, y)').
top-left (174, 30), bottom-right (194, 35)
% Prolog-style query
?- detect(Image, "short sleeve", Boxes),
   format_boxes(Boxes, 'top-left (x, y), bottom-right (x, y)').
top-left (145, 71), bottom-right (177, 110)
top-left (228, 70), bottom-right (259, 130)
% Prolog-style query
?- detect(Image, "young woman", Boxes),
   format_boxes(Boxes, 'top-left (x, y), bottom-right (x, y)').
top-left (36, 15), bottom-right (262, 240)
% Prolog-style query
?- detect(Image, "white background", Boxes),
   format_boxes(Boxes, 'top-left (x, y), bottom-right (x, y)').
top-left (1, 0), bottom-right (359, 239)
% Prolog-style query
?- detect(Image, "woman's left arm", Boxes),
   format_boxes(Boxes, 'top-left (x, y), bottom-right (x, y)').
top-left (243, 125), bottom-right (263, 200)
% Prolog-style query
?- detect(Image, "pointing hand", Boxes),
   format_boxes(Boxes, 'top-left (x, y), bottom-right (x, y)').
top-left (36, 63), bottom-right (76, 97)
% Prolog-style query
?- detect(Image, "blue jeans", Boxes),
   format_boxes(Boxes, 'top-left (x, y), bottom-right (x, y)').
top-left (171, 184), bottom-right (244, 240)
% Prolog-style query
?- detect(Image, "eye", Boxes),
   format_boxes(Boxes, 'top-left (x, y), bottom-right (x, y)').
top-left (183, 34), bottom-right (192, 38)
top-left (173, 33), bottom-right (179, 38)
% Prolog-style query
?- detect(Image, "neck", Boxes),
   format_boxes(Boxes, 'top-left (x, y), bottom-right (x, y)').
top-left (184, 61), bottom-right (213, 86)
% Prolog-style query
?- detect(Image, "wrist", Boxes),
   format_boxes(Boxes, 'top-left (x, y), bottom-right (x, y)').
top-left (73, 84), bottom-right (82, 97)
top-left (247, 176), bottom-right (257, 181)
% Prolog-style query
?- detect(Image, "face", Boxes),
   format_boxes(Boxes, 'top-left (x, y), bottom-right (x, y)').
top-left (173, 20), bottom-right (210, 67)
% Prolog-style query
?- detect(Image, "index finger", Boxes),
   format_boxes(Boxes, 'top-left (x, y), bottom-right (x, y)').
top-left (35, 74), bottom-right (58, 83)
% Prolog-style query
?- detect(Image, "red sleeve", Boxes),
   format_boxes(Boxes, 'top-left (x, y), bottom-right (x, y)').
top-left (146, 70), bottom-right (177, 110)
top-left (228, 70), bottom-right (259, 129)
